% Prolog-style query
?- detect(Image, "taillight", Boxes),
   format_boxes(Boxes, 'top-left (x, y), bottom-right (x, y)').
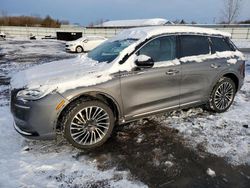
top-left (239, 61), bottom-right (245, 78)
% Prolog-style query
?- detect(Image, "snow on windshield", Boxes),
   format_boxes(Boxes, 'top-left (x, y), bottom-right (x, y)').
top-left (87, 39), bottom-right (138, 63)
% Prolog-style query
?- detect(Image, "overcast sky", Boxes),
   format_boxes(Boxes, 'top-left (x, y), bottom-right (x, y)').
top-left (1, 0), bottom-right (250, 25)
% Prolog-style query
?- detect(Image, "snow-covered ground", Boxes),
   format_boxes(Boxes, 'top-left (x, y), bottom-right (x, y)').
top-left (0, 39), bottom-right (249, 187)
top-left (0, 106), bottom-right (146, 188)
top-left (158, 75), bottom-right (250, 165)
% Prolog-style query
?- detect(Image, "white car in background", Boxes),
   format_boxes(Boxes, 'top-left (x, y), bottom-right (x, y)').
top-left (65, 36), bottom-right (107, 53)
top-left (0, 32), bottom-right (6, 40)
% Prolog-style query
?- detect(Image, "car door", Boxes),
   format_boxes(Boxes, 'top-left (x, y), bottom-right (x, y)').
top-left (120, 35), bottom-right (181, 120)
top-left (86, 38), bottom-right (102, 51)
top-left (179, 35), bottom-right (228, 105)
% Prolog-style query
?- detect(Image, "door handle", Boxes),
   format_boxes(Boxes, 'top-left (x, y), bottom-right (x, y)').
top-left (211, 63), bottom-right (221, 69)
top-left (166, 69), bottom-right (179, 75)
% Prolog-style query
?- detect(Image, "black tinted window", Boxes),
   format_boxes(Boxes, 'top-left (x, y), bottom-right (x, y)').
top-left (180, 35), bottom-right (209, 58)
top-left (138, 36), bottom-right (176, 62)
top-left (210, 37), bottom-right (233, 53)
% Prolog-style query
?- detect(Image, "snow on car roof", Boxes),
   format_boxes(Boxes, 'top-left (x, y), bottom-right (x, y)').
top-left (113, 26), bottom-right (231, 41)
top-left (100, 18), bottom-right (171, 27)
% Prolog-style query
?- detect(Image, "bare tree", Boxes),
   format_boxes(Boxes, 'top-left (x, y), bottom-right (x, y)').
top-left (222, 0), bottom-right (243, 24)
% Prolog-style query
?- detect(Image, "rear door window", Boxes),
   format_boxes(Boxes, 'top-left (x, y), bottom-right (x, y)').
top-left (210, 37), bottom-right (233, 53)
top-left (179, 35), bottom-right (210, 58)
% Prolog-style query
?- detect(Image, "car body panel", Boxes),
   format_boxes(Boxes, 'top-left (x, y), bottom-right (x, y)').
top-left (180, 57), bottom-right (229, 104)
top-left (120, 63), bottom-right (181, 120)
top-left (60, 76), bottom-right (123, 117)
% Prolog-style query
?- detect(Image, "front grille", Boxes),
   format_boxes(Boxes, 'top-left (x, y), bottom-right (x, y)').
top-left (11, 89), bottom-right (30, 121)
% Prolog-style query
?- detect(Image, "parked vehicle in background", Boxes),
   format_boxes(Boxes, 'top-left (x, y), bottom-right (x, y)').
top-left (11, 26), bottom-right (245, 149)
top-left (0, 32), bottom-right (6, 40)
top-left (65, 36), bottom-right (107, 53)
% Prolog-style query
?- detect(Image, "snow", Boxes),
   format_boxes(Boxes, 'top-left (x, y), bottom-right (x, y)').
top-left (136, 134), bottom-right (144, 144)
top-left (180, 50), bottom-right (245, 63)
top-left (0, 106), bottom-right (146, 187)
top-left (113, 26), bottom-right (231, 42)
top-left (11, 55), bottom-right (113, 94)
top-left (227, 58), bottom-right (238, 64)
top-left (0, 38), bottom-right (68, 57)
top-left (164, 161), bottom-right (174, 168)
top-left (100, 18), bottom-right (171, 27)
top-left (154, 59), bottom-right (181, 68)
top-left (136, 54), bottom-right (151, 62)
top-left (206, 168), bottom-right (216, 177)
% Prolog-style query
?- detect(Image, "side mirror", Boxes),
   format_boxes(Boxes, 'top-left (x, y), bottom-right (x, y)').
top-left (135, 55), bottom-right (154, 68)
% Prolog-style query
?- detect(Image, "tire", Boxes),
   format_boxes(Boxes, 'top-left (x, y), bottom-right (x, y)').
top-left (208, 77), bottom-right (236, 113)
top-left (76, 46), bottom-right (83, 53)
top-left (63, 100), bottom-right (115, 149)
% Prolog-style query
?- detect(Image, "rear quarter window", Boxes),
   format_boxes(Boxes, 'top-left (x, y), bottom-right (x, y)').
top-left (179, 35), bottom-right (210, 58)
top-left (210, 37), bottom-right (234, 53)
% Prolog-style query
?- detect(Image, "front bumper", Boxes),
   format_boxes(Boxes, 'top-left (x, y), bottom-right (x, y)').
top-left (65, 45), bottom-right (76, 52)
top-left (13, 122), bottom-right (39, 137)
top-left (11, 90), bottom-right (68, 140)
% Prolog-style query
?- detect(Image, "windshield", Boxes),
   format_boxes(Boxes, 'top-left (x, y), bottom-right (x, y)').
top-left (87, 38), bottom-right (138, 63)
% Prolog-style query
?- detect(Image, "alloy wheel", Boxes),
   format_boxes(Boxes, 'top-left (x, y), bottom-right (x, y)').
top-left (214, 81), bottom-right (234, 111)
top-left (70, 106), bottom-right (110, 146)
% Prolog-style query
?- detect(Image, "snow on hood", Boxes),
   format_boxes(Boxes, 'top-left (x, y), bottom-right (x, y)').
top-left (11, 55), bottom-right (115, 94)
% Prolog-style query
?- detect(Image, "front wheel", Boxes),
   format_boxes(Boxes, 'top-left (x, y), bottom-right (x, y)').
top-left (208, 77), bottom-right (236, 113)
top-left (63, 100), bottom-right (115, 149)
top-left (76, 46), bottom-right (83, 53)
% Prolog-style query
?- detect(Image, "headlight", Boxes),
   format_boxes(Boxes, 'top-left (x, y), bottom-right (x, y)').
top-left (16, 89), bottom-right (47, 100)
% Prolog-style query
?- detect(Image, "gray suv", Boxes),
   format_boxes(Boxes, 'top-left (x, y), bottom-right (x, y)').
top-left (11, 26), bottom-right (245, 149)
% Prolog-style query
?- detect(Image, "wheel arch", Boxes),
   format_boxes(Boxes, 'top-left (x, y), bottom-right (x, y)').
top-left (56, 91), bottom-right (121, 131)
top-left (75, 45), bottom-right (84, 52)
top-left (222, 73), bottom-right (239, 91)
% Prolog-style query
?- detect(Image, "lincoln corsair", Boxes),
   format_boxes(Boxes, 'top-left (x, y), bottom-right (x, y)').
top-left (11, 26), bottom-right (245, 149)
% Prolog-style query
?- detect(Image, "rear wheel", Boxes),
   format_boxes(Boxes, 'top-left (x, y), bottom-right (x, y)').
top-left (76, 46), bottom-right (83, 53)
top-left (208, 77), bottom-right (236, 113)
top-left (63, 100), bottom-right (115, 149)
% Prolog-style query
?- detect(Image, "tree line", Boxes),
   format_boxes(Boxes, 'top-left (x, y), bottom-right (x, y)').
top-left (0, 15), bottom-right (69, 28)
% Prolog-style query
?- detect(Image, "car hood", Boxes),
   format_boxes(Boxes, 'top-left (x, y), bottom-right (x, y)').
top-left (11, 55), bottom-right (114, 94)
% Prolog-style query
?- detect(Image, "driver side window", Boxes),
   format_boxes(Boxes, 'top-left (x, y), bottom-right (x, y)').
top-left (137, 36), bottom-right (176, 62)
